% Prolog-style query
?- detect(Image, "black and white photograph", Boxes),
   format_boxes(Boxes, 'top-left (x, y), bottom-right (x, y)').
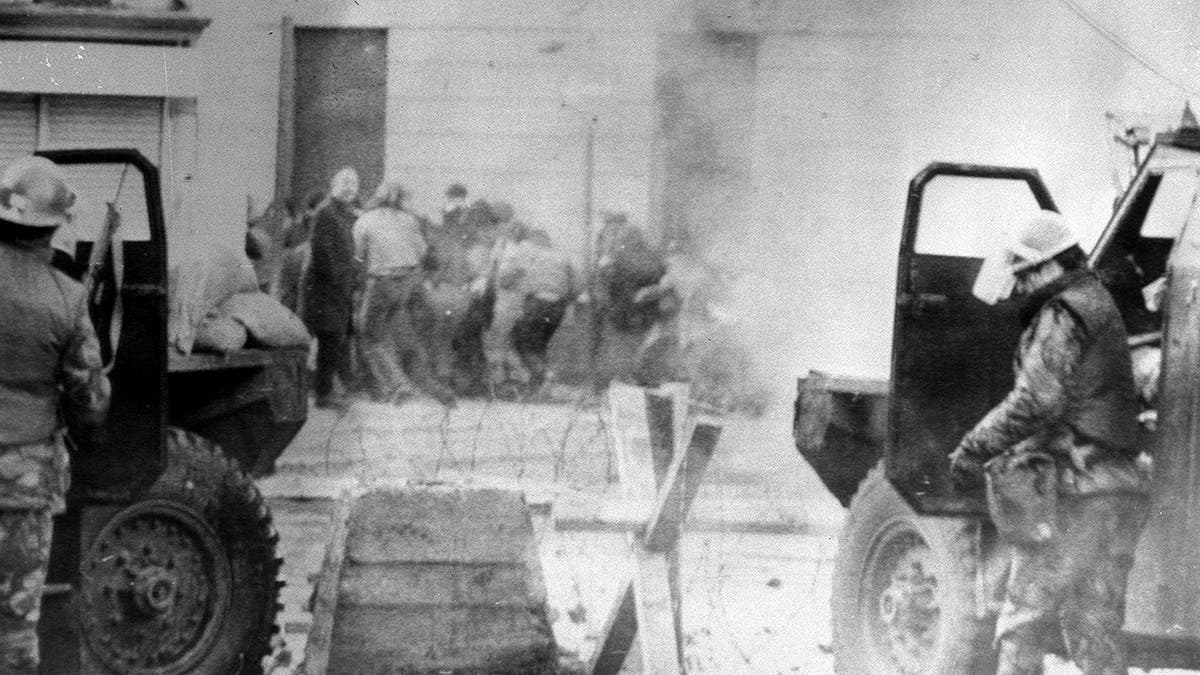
top-left (0, 0), bottom-right (1197, 673)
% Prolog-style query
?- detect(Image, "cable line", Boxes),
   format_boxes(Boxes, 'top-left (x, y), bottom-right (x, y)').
top-left (1056, 0), bottom-right (1199, 99)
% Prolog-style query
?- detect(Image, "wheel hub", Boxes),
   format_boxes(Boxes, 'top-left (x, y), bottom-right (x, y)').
top-left (865, 527), bottom-right (940, 675)
top-left (131, 567), bottom-right (178, 616)
top-left (79, 499), bottom-right (232, 675)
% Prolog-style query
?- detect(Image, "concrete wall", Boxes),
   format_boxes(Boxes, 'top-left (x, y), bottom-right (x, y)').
top-left (185, 0), bottom-right (664, 267)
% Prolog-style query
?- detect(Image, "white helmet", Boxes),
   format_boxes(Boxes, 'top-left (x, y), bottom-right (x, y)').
top-left (1007, 210), bottom-right (1079, 272)
top-left (0, 156), bottom-right (75, 230)
top-left (972, 210), bottom-right (1079, 305)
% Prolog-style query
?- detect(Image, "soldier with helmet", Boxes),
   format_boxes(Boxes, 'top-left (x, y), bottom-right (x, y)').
top-left (950, 210), bottom-right (1149, 674)
top-left (0, 155), bottom-right (110, 672)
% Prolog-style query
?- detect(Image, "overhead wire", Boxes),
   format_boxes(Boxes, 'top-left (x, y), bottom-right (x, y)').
top-left (1055, 0), bottom-right (1200, 100)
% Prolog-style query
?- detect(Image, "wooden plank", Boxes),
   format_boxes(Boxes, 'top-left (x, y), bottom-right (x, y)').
top-left (644, 420), bottom-right (723, 553)
top-left (629, 543), bottom-right (681, 674)
top-left (298, 495), bottom-right (352, 675)
top-left (587, 583), bottom-right (637, 675)
top-left (653, 382), bottom-right (690, 668)
top-left (607, 383), bottom-right (657, 498)
top-left (658, 382), bottom-right (690, 458)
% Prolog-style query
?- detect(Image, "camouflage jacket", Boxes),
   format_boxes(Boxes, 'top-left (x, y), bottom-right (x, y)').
top-left (956, 271), bottom-right (1147, 496)
top-left (0, 240), bottom-right (108, 511)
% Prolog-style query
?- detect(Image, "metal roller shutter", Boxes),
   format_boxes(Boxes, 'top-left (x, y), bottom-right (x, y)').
top-left (0, 95), bottom-right (37, 170)
top-left (43, 95), bottom-right (162, 164)
top-left (43, 95), bottom-right (162, 240)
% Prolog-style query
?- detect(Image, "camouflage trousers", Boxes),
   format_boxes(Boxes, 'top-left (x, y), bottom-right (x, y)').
top-left (0, 509), bottom-right (52, 674)
top-left (995, 493), bottom-right (1149, 675)
top-left (0, 435), bottom-right (69, 673)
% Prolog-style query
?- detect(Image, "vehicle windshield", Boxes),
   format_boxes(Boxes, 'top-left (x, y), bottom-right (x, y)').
top-left (1094, 143), bottom-right (1200, 335)
top-left (913, 175), bottom-right (1045, 258)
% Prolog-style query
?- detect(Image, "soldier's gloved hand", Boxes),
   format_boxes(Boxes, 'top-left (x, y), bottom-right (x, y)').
top-left (949, 447), bottom-right (986, 491)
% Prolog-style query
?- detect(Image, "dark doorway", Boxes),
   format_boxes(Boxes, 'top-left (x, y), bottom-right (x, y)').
top-left (292, 28), bottom-right (386, 204)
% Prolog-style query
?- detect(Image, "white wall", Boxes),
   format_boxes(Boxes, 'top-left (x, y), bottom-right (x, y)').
top-left (741, 0), bottom-right (1199, 381)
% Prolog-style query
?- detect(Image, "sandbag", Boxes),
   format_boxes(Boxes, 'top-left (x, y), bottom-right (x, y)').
top-left (169, 244), bottom-right (257, 355)
top-left (192, 314), bottom-right (248, 354)
top-left (221, 292), bottom-right (311, 348)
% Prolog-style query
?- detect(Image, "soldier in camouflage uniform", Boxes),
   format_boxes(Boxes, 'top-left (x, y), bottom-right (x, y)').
top-left (949, 211), bottom-right (1149, 675)
top-left (0, 156), bottom-right (110, 672)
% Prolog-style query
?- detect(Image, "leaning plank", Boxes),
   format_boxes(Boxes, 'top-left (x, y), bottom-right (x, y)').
top-left (630, 543), bottom-right (681, 674)
top-left (587, 583), bottom-right (637, 675)
top-left (656, 382), bottom-right (691, 459)
top-left (649, 382), bottom-right (690, 667)
top-left (298, 494), bottom-right (352, 675)
top-left (643, 420), bottom-right (723, 553)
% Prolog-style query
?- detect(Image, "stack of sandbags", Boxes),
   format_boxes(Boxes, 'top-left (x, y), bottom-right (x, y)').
top-left (169, 244), bottom-right (310, 355)
top-left (169, 244), bottom-right (258, 354)
top-left (221, 291), bottom-right (310, 349)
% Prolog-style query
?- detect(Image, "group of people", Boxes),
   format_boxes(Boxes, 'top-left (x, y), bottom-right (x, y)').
top-left (274, 168), bottom-right (582, 408)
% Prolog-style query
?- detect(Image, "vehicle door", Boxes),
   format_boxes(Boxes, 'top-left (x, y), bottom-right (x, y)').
top-left (38, 149), bottom-right (167, 496)
top-left (889, 163), bottom-right (1057, 515)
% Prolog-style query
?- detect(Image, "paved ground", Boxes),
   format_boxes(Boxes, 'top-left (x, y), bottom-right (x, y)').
top-left (259, 391), bottom-right (847, 673)
top-left (258, 392), bottom-right (1194, 674)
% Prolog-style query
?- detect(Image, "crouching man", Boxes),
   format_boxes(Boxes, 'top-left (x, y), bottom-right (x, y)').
top-left (0, 156), bottom-right (110, 672)
top-left (949, 211), bottom-right (1149, 675)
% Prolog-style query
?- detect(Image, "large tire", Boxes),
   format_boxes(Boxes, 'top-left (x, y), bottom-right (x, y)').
top-left (78, 428), bottom-right (282, 674)
top-left (832, 463), bottom-right (994, 674)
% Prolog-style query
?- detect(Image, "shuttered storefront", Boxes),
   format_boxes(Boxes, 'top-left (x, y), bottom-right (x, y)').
top-left (0, 94), bottom-right (196, 239)
top-left (0, 95), bottom-right (37, 169)
top-left (0, 94), bottom-right (167, 164)
top-left (46, 96), bottom-right (163, 238)
top-left (43, 95), bottom-right (163, 163)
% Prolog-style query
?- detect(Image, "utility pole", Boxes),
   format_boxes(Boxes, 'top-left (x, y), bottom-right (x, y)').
top-left (584, 115), bottom-right (600, 384)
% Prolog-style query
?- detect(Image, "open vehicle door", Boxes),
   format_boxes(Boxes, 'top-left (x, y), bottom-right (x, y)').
top-left (37, 148), bottom-right (167, 495)
top-left (889, 163), bottom-right (1057, 515)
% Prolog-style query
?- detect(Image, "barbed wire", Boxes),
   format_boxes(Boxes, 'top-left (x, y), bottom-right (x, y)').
top-left (290, 382), bottom-right (827, 672)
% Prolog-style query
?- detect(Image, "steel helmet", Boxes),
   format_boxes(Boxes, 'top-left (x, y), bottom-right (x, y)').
top-left (972, 210), bottom-right (1079, 305)
top-left (0, 156), bottom-right (75, 230)
top-left (1008, 210), bottom-right (1078, 272)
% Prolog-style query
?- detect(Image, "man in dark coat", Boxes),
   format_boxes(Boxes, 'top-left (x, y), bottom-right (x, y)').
top-left (303, 167), bottom-right (361, 408)
top-left (949, 211), bottom-right (1149, 675)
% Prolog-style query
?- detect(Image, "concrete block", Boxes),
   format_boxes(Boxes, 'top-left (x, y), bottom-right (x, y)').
top-left (343, 489), bottom-right (536, 564)
top-left (313, 487), bottom-right (559, 673)
top-left (336, 561), bottom-right (535, 607)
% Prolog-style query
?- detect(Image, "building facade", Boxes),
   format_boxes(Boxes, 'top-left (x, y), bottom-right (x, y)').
top-left (0, 0), bottom-right (1194, 384)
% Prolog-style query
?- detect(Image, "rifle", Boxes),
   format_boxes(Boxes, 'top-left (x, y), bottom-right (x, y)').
top-left (78, 203), bottom-right (124, 370)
